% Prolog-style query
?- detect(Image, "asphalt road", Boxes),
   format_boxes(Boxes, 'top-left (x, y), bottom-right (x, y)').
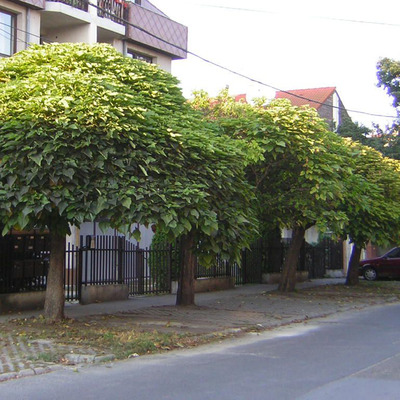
top-left (1, 303), bottom-right (399, 400)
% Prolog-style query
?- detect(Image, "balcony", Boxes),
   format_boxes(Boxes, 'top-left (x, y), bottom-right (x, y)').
top-left (98, 0), bottom-right (128, 24)
top-left (127, 2), bottom-right (187, 60)
top-left (13, 0), bottom-right (45, 9)
top-left (45, 0), bottom-right (128, 23)
top-left (40, 0), bottom-right (187, 60)
top-left (46, 0), bottom-right (88, 12)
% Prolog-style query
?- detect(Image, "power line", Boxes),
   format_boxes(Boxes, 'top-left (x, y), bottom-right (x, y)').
top-left (0, 29), bottom-right (35, 48)
top-left (199, 5), bottom-right (400, 28)
top-left (2, 1), bottom-right (397, 120)
top-left (185, 53), bottom-right (398, 119)
top-left (0, 21), bottom-right (42, 39)
top-left (86, 0), bottom-right (397, 120)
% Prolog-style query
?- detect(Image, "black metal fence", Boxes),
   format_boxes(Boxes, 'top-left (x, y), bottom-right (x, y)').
top-left (64, 236), bottom-right (175, 301)
top-left (196, 256), bottom-right (245, 285)
top-left (245, 237), bottom-right (344, 278)
top-left (0, 233), bottom-right (344, 301)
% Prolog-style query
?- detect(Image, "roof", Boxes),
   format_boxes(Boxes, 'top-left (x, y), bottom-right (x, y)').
top-left (275, 87), bottom-right (336, 110)
top-left (209, 93), bottom-right (247, 107)
top-left (234, 94), bottom-right (247, 103)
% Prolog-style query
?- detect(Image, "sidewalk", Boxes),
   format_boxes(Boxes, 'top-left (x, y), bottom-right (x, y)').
top-left (0, 278), bottom-right (345, 323)
top-left (1, 278), bottom-right (398, 382)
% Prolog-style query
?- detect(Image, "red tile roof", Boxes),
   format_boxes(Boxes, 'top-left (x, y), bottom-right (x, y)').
top-left (275, 87), bottom-right (336, 110)
top-left (234, 94), bottom-right (247, 103)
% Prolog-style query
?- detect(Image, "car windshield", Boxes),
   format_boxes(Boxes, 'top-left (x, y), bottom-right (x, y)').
top-left (385, 247), bottom-right (400, 258)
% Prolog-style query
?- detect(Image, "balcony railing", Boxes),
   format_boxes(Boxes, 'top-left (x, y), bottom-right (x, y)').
top-left (98, 0), bottom-right (129, 24)
top-left (46, 0), bottom-right (89, 11)
top-left (47, 0), bottom-right (88, 12)
top-left (46, 0), bottom-right (128, 23)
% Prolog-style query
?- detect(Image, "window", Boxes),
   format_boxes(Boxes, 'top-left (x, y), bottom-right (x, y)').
top-left (386, 248), bottom-right (400, 258)
top-left (0, 10), bottom-right (15, 57)
top-left (127, 49), bottom-right (153, 64)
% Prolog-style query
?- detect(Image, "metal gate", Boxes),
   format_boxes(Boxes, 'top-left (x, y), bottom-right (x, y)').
top-left (305, 239), bottom-right (344, 279)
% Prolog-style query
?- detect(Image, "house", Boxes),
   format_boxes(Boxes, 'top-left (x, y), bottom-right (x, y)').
top-left (275, 87), bottom-right (350, 131)
top-left (0, 0), bottom-right (187, 72)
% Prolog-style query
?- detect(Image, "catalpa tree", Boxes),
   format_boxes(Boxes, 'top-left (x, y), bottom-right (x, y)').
top-left (192, 91), bottom-right (351, 291)
top-left (0, 43), bottom-right (257, 320)
top-left (342, 141), bottom-right (400, 285)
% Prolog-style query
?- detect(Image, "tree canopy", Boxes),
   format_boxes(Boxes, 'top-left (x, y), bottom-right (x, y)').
top-left (341, 141), bottom-right (400, 284)
top-left (192, 90), bottom-right (351, 291)
top-left (377, 58), bottom-right (400, 110)
top-left (0, 43), bottom-right (257, 318)
top-left (372, 58), bottom-right (400, 159)
top-left (0, 43), bottom-right (256, 257)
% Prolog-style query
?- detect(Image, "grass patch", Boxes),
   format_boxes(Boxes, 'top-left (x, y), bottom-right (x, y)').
top-left (303, 280), bottom-right (400, 297)
top-left (3, 315), bottom-right (203, 360)
top-left (28, 352), bottom-right (59, 363)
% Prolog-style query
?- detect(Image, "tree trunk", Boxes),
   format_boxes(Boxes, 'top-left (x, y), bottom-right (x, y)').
top-left (346, 243), bottom-right (362, 286)
top-left (176, 231), bottom-right (196, 306)
top-left (279, 226), bottom-right (305, 292)
top-left (44, 232), bottom-right (66, 321)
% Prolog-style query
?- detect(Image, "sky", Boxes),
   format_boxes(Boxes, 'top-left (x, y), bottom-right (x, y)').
top-left (150, 0), bottom-right (400, 128)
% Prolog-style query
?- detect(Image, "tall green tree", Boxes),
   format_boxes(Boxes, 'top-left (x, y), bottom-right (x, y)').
top-left (337, 117), bottom-right (371, 145)
top-left (339, 57), bottom-right (400, 279)
top-left (341, 141), bottom-right (400, 285)
top-left (192, 91), bottom-right (350, 291)
top-left (371, 58), bottom-right (400, 159)
top-left (0, 44), bottom-right (257, 320)
top-left (377, 58), bottom-right (400, 109)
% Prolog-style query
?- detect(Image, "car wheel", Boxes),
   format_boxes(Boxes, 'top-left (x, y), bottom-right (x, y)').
top-left (363, 267), bottom-right (377, 281)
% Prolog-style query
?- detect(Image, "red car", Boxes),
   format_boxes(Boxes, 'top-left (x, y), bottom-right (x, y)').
top-left (359, 247), bottom-right (400, 281)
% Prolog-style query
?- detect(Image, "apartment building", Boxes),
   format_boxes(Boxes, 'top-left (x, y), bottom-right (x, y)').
top-left (0, 0), bottom-right (187, 71)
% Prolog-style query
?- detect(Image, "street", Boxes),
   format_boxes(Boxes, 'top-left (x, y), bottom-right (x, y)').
top-left (1, 303), bottom-right (399, 400)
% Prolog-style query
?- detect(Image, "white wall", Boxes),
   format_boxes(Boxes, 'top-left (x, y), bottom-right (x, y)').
top-left (43, 23), bottom-right (94, 44)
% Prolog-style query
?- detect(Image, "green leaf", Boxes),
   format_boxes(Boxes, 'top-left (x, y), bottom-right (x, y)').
top-left (139, 165), bottom-right (148, 177)
top-left (122, 197), bottom-right (132, 209)
top-left (132, 228), bottom-right (141, 241)
top-left (30, 154), bottom-right (43, 166)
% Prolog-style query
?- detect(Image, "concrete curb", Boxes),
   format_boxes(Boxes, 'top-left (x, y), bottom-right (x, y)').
top-left (0, 365), bottom-right (64, 382)
top-left (63, 354), bottom-right (116, 365)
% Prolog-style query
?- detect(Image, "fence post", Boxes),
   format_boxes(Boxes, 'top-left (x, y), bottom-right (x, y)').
top-left (136, 247), bottom-right (144, 295)
top-left (225, 260), bottom-right (231, 277)
top-left (242, 248), bottom-right (247, 284)
top-left (168, 243), bottom-right (173, 292)
top-left (77, 245), bottom-right (83, 302)
top-left (117, 237), bottom-right (124, 284)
